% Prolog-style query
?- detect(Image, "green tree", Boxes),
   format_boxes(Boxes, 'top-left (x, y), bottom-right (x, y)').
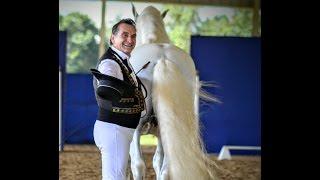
top-left (59, 12), bottom-right (100, 73)
top-left (198, 15), bottom-right (231, 36)
top-left (230, 9), bottom-right (253, 36)
top-left (198, 8), bottom-right (255, 37)
top-left (161, 5), bottom-right (200, 53)
top-left (159, 6), bottom-right (258, 54)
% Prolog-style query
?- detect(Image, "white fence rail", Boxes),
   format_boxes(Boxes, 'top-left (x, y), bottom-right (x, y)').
top-left (217, 145), bottom-right (261, 160)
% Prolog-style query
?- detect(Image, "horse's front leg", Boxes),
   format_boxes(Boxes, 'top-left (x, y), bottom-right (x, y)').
top-left (129, 123), bottom-right (146, 180)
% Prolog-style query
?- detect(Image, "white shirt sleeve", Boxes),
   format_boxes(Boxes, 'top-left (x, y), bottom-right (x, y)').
top-left (97, 59), bottom-right (123, 80)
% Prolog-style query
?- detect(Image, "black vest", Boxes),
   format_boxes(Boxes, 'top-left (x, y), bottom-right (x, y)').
top-left (93, 48), bottom-right (145, 129)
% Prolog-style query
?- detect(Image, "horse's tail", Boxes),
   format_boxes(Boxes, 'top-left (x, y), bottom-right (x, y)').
top-left (153, 59), bottom-right (218, 180)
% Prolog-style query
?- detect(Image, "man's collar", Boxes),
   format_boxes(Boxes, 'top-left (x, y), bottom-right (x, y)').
top-left (110, 46), bottom-right (129, 60)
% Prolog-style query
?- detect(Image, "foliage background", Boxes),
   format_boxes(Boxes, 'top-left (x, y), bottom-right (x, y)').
top-left (59, 4), bottom-right (260, 73)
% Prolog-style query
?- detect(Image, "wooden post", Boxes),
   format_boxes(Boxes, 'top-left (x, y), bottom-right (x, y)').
top-left (252, 0), bottom-right (260, 36)
top-left (59, 67), bottom-right (62, 151)
top-left (99, 0), bottom-right (107, 57)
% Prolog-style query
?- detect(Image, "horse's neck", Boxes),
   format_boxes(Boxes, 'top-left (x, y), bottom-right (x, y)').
top-left (137, 35), bottom-right (170, 47)
top-left (136, 28), bottom-right (170, 47)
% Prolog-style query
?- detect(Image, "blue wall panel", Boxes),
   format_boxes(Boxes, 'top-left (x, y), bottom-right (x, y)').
top-left (191, 36), bottom-right (261, 153)
top-left (64, 74), bottom-right (97, 144)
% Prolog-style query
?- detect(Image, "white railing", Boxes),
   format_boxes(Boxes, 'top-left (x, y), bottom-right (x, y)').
top-left (217, 145), bottom-right (261, 160)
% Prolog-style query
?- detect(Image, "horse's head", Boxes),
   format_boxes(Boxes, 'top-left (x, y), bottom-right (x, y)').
top-left (132, 6), bottom-right (168, 20)
top-left (131, 4), bottom-right (170, 46)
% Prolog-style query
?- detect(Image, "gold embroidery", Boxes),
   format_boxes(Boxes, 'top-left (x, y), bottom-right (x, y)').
top-left (112, 107), bottom-right (144, 114)
top-left (119, 98), bottom-right (134, 103)
top-left (110, 51), bottom-right (145, 114)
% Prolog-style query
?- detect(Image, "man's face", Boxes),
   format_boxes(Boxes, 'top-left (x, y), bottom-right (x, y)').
top-left (111, 23), bottom-right (136, 55)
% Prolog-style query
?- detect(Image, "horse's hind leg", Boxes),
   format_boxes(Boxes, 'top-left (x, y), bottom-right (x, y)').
top-left (153, 137), bottom-right (169, 180)
top-left (153, 135), bottom-right (163, 180)
top-left (129, 123), bottom-right (146, 180)
top-left (159, 153), bottom-right (169, 180)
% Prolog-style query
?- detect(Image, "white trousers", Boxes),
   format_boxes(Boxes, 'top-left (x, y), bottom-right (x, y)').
top-left (93, 120), bottom-right (135, 180)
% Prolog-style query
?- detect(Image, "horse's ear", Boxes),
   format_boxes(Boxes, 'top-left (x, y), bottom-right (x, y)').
top-left (161, 9), bottom-right (169, 19)
top-left (131, 3), bottom-right (139, 21)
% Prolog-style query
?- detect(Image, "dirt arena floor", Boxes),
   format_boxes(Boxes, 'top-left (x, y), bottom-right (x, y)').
top-left (59, 144), bottom-right (260, 180)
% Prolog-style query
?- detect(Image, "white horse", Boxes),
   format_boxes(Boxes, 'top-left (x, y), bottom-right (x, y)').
top-left (129, 5), bottom-right (219, 180)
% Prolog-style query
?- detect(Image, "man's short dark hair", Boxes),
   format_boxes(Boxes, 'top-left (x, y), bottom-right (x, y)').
top-left (109, 18), bottom-right (136, 45)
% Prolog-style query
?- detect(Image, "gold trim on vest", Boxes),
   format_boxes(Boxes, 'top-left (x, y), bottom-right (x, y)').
top-left (109, 50), bottom-right (146, 114)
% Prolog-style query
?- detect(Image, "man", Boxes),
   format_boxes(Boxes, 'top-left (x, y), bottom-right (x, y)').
top-left (91, 18), bottom-right (145, 180)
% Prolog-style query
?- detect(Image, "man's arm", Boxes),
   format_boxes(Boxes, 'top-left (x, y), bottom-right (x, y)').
top-left (98, 59), bottom-right (123, 80)
top-left (91, 60), bottom-right (135, 102)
